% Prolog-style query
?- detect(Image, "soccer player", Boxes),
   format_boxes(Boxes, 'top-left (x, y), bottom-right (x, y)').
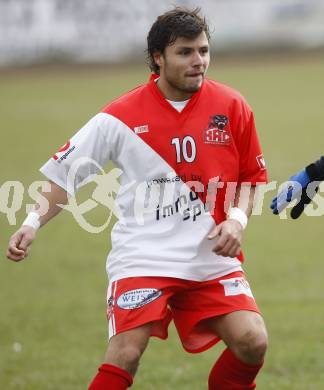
top-left (7, 8), bottom-right (268, 389)
top-left (270, 156), bottom-right (324, 218)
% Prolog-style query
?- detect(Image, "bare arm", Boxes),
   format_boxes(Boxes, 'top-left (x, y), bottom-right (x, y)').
top-left (208, 185), bottom-right (256, 258)
top-left (232, 184), bottom-right (255, 218)
top-left (7, 181), bottom-right (68, 262)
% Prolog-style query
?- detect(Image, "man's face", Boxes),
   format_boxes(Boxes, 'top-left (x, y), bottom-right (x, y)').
top-left (154, 31), bottom-right (210, 100)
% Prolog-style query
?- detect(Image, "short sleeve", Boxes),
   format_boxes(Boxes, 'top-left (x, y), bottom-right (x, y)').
top-left (236, 109), bottom-right (268, 185)
top-left (40, 113), bottom-right (117, 195)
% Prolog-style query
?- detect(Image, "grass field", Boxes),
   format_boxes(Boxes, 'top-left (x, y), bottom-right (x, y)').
top-left (1, 55), bottom-right (324, 389)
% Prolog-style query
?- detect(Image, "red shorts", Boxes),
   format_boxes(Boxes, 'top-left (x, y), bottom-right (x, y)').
top-left (107, 271), bottom-right (260, 353)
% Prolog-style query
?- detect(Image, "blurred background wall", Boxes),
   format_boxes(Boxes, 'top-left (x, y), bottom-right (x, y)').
top-left (1, 0), bottom-right (324, 67)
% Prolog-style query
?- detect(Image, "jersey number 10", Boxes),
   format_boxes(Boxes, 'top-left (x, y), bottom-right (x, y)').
top-left (171, 136), bottom-right (196, 163)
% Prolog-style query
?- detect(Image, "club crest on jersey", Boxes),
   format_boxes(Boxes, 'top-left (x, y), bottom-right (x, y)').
top-left (203, 115), bottom-right (231, 145)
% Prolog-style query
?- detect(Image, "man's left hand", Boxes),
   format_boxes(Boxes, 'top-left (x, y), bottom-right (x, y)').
top-left (208, 220), bottom-right (243, 258)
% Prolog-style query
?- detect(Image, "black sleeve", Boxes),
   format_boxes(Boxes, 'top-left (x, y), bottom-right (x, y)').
top-left (305, 156), bottom-right (324, 181)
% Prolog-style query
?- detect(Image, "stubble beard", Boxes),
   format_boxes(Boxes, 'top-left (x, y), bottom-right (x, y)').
top-left (166, 73), bottom-right (203, 96)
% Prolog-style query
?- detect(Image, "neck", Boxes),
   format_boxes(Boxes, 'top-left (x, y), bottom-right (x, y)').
top-left (156, 77), bottom-right (195, 101)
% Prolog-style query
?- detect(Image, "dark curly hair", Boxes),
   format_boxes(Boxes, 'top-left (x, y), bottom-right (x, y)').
top-left (147, 7), bottom-right (210, 74)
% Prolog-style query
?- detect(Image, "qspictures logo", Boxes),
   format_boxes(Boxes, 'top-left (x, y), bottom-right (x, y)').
top-left (2, 159), bottom-right (324, 231)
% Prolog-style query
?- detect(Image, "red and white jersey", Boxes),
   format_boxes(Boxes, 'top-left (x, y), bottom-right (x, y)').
top-left (40, 76), bottom-right (267, 283)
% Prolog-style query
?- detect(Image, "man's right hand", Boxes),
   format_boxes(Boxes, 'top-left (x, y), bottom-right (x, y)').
top-left (7, 226), bottom-right (37, 262)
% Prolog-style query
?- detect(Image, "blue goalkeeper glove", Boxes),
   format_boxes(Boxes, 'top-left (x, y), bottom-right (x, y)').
top-left (271, 156), bottom-right (324, 219)
top-left (271, 170), bottom-right (311, 216)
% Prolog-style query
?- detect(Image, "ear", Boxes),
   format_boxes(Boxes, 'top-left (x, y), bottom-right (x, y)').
top-left (153, 51), bottom-right (163, 68)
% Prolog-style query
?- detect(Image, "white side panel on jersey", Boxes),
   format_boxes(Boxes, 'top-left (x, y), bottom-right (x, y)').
top-left (40, 112), bottom-right (242, 282)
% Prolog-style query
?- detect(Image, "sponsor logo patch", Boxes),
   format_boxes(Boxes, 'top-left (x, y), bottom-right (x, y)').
top-left (134, 125), bottom-right (149, 134)
top-left (203, 115), bottom-right (231, 145)
top-left (117, 288), bottom-right (162, 310)
top-left (220, 277), bottom-right (254, 298)
top-left (52, 140), bottom-right (76, 163)
top-left (256, 154), bottom-right (266, 170)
